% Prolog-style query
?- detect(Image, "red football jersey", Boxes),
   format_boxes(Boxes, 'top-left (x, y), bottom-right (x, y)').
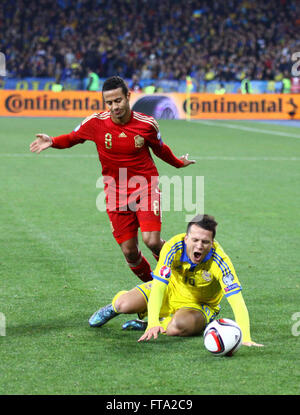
top-left (51, 110), bottom-right (184, 210)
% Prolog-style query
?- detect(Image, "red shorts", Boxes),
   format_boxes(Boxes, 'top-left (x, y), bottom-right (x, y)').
top-left (107, 186), bottom-right (162, 244)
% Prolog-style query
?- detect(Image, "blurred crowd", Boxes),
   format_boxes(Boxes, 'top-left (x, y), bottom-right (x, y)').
top-left (1, 0), bottom-right (299, 85)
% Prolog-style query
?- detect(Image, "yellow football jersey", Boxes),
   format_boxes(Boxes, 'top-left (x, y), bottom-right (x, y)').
top-left (152, 233), bottom-right (242, 310)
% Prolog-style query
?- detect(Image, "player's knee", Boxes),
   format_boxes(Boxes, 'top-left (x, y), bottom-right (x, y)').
top-left (167, 317), bottom-right (190, 336)
top-left (166, 324), bottom-right (183, 336)
top-left (142, 234), bottom-right (161, 253)
top-left (167, 310), bottom-right (206, 337)
top-left (114, 293), bottom-right (131, 313)
top-left (121, 246), bottom-right (140, 263)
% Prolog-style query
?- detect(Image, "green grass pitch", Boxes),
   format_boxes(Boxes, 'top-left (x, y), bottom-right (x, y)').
top-left (0, 116), bottom-right (299, 395)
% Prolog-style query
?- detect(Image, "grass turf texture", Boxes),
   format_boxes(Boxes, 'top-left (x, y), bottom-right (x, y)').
top-left (0, 117), bottom-right (299, 395)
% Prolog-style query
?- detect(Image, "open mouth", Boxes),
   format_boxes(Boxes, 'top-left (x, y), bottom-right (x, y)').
top-left (193, 251), bottom-right (202, 262)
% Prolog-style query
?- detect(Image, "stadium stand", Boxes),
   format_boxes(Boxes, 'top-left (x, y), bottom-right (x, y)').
top-left (0, 0), bottom-right (299, 91)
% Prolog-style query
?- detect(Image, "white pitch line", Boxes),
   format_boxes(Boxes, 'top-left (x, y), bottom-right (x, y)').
top-left (195, 120), bottom-right (300, 139)
top-left (193, 156), bottom-right (300, 161)
top-left (0, 153), bottom-right (97, 158)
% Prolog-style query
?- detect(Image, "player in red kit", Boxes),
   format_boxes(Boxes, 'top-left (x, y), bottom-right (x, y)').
top-left (30, 76), bottom-right (195, 284)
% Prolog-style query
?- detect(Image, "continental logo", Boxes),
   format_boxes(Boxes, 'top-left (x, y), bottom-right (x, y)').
top-left (4, 93), bottom-right (106, 113)
top-left (1, 91), bottom-right (300, 120)
top-left (183, 96), bottom-right (298, 116)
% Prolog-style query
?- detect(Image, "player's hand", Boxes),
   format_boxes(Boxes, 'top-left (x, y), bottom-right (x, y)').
top-left (179, 153), bottom-right (196, 167)
top-left (242, 341), bottom-right (264, 347)
top-left (138, 326), bottom-right (165, 342)
top-left (30, 134), bottom-right (53, 154)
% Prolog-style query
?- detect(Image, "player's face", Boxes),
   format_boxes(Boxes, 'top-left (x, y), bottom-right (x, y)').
top-left (184, 225), bottom-right (213, 264)
top-left (103, 87), bottom-right (131, 124)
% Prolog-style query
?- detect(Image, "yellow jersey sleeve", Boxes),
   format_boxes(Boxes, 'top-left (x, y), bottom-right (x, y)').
top-left (226, 291), bottom-right (251, 342)
top-left (146, 279), bottom-right (167, 329)
top-left (211, 245), bottom-right (242, 298)
top-left (212, 244), bottom-right (251, 342)
top-left (147, 235), bottom-right (184, 328)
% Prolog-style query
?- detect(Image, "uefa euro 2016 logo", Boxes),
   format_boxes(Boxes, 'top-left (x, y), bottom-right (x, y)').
top-left (159, 265), bottom-right (171, 279)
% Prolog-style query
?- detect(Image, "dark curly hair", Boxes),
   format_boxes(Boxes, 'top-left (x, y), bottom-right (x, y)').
top-left (102, 76), bottom-right (129, 96)
top-left (186, 214), bottom-right (218, 239)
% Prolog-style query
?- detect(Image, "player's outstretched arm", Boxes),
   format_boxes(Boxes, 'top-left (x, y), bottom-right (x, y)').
top-left (138, 326), bottom-right (165, 342)
top-left (226, 292), bottom-right (264, 347)
top-left (179, 153), bottom-right (196, 167)
top-left (30, 134), bottom-right (53, 154)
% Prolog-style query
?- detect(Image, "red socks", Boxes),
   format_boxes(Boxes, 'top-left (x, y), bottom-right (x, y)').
top-left (127, 253), bottom-right (152, 282)
top-left (126, 243), bottom-right (165, 283)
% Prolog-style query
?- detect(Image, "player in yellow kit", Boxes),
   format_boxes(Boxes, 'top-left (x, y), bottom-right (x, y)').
top-left (89, 214), bottom-right (263, 347)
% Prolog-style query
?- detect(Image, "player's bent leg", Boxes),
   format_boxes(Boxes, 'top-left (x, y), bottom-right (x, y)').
top-left (120, 237), bottom-right (152, 282)
top-left (165, 308), bottom-right (207, 337)
top-left (120, 236), bottom-right (140, 263)
top-left (88, 290), bottom-right (127, 328)
top-left (88, 303), bottom-right (119, 328)
top-left (141, 231), bottom-right (165, 257)
top-left (114, 287), bottom-right (147, 314)
top-left (121, 282), bottom-right (152, 331)
top-left (89, 288), bottom-right (147, 328)
top-left (118, 288), bottom-right (148, 331)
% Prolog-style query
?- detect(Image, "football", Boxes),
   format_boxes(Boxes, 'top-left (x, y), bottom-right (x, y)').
top-left (203, 318), bottom-right (242, 357)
